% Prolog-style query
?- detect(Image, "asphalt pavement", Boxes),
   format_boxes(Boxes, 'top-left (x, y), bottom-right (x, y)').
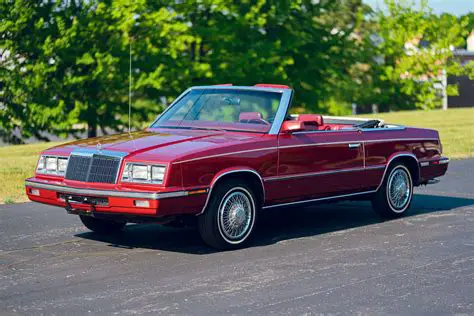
top-left (1, 159), bottom-right (473, 315)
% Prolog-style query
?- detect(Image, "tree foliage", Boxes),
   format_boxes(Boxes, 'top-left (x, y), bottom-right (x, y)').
top-left (340, 0), bottom-right (472, 112)
top-left (0, 0), bottom-right (472, 143)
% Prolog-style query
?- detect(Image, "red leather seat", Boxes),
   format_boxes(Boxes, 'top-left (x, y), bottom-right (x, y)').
top-left (297, 114), bottom-right (325, 130)
top-left (239, 112), bottom-right (263, 123)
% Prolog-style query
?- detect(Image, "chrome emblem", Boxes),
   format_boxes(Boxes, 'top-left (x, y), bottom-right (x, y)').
top-left (96, 142), bottom-right (102, 151)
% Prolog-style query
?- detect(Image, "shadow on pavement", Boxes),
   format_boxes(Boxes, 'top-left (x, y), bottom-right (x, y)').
top-left (75, 194), bottom-right (474, 254)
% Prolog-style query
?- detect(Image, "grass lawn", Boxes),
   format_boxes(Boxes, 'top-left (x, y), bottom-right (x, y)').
top-left (0, 142), bottom-right (63, 204)
top-left (1, 108), bottom-right (472, 204)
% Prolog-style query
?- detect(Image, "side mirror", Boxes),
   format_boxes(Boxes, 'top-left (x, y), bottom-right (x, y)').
top-left (280, 120), bottom-right (307, 133)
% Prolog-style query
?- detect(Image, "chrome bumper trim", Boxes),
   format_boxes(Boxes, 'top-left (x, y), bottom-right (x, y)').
top-left (25, 180), bottom-right (188, 200)
top-left (420, 157), bottom-right (449, 167)
top-left (439, 158), bottom-right (450, 165)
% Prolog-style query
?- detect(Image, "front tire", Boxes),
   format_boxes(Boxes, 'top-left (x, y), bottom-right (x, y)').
top-left (79, 215), bottom-right (126, 234)
top-left (198, 180), bottom-right (258, 250)
top-left (372, 163), bottom-right (414, 219)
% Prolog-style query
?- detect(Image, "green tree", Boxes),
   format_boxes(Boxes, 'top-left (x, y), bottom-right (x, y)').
top-left (1, 0), bottom-right (195, 141)
top-left (1, 0), bottom-right (368, 143)
top-left (355, 0), bottom-right (470, 111)
top-left (173, 0), bottom-right (368, 112)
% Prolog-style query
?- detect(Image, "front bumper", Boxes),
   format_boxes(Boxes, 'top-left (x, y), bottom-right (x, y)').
top-left (25, 178), bottom-right (208, 217)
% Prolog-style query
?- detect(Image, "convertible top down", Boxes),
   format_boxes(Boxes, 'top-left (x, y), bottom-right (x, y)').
top-left (26, 84), bottom-right (449, 249)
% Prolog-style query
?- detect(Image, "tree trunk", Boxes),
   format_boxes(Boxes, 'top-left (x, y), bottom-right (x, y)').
top-left (87, 123), bottom-right (97, 138)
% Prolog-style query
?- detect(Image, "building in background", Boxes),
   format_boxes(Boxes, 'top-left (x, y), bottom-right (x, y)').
top-left (448, 30), bottom-right (474, 108)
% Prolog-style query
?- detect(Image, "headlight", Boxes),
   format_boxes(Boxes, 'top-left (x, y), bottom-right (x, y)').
top-left (132, 165), bottom-right (148, 180)
top-left (58, 158), bottom-right (68, 172)
top-left (121, 163), bottom-right (166, 184)
top-left (36, 155), bottom-right (68, 176)
top-left (46, 157), bottom-right (57, 171)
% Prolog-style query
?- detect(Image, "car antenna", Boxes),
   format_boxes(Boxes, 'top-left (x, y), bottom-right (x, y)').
top-left (128, 37), bottom-right (133, 134)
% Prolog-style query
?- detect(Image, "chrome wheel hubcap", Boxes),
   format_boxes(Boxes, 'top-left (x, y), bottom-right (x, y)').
top-left (388, 168), bottom-right (411, 211)
top-left (219, 190), bottom-right (253, 241)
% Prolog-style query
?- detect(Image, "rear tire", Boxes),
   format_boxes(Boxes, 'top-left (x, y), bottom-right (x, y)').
top-left (79, 215), bottom-right (126, 234)
top-left (372, 163), bottom-right (414, 219)
top-left (198, 180), bottom-right (258, 250)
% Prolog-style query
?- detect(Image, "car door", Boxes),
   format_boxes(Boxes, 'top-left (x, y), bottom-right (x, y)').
top-left (264, 129), bottom-right (366, 204)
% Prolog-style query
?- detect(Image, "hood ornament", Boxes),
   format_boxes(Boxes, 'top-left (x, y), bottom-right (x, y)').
top-left (96, 142), bottom-right (102, 152)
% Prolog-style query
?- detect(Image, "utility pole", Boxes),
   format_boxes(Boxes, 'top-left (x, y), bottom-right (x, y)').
top-left (442, 69), bottom-right (448, 110)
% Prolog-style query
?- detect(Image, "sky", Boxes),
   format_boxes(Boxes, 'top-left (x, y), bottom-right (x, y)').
top-left (363, 0), bottom-right (474, 16)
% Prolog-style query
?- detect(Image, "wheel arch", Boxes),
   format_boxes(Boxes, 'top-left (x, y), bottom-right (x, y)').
top-left (197, 168), bottom-right (265, 216)
top-left (377, 153), bottom-right (420, 190)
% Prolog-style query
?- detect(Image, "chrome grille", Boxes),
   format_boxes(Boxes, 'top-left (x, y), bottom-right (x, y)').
top-left (65, 153), bottom-right (122, 184)
top-left (65, 155), bottom-right (91, 182)
top-left (88, 155), bottom-right (121, 183)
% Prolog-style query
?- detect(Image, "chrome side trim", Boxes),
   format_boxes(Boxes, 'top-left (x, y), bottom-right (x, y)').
top-left (263, 165), bottom-right (385, 182)
top-left (25, 180), bottom-right (189, 200)
top-left (278, 140), bottom-right (354, 149)
top-left (291, 126), bottom-right (407, 135)
top-left (262, 154), bottom-right (419, 209)
top-left (173, 147), bottom-right (278, 165)
top-left (171, 138), bottom-right (437, 165)
top-left (262, 190), bottom-right (377, 209)
top-left (268, 89), bottom-right (293, 135)
top-left (364, 138), bottom-right (438, 143)
top-left (196, 169), bottom-right (265, 216)
top-left (291, 129), bottom-right (358, 135)
top-left (277, 138), bottom-right (439, 150)
top-left (360, 126), bottom-right (406, 132)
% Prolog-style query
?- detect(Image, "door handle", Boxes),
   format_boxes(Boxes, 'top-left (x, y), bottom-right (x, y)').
top-left (348, 143), bottom-right (361, 149)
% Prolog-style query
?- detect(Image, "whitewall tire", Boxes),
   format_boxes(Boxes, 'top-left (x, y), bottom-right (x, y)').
top-left (372, 164), bottom-right (414, 218)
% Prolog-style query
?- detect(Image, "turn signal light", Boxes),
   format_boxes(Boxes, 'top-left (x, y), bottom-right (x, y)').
top-left (134, 200), bottom-right (150, 207)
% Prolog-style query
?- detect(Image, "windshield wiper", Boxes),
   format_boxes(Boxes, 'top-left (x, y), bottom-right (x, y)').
top-left (156, 125), bottom-right (226, 132)
top-left (155, 126), bottom-right (193, 130)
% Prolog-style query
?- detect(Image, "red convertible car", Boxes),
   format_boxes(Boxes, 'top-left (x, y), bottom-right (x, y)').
top-left (25, 84), bottom-right (449, 249)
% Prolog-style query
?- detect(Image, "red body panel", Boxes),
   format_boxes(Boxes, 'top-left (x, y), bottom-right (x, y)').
top-left (26, 124), bottom-right (448, 218)
top-left (25, 86), bottom-right (448, 219)
top-left (268, 131), bottom-right (364, 202)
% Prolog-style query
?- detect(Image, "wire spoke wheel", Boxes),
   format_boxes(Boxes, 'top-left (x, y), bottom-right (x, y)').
top-left (218, 190), bottom-right (253, 242)
top-left (198, 180), bottom-right (258, 250)
top-left (387, 168), bottom-right (411, 211)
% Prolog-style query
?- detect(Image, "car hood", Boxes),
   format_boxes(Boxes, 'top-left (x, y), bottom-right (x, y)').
top-left (45, 129), bottom-right (264, 163)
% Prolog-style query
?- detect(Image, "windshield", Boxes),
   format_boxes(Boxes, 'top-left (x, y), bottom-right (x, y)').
top-left (151, 89), bottom-right (282, 133)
